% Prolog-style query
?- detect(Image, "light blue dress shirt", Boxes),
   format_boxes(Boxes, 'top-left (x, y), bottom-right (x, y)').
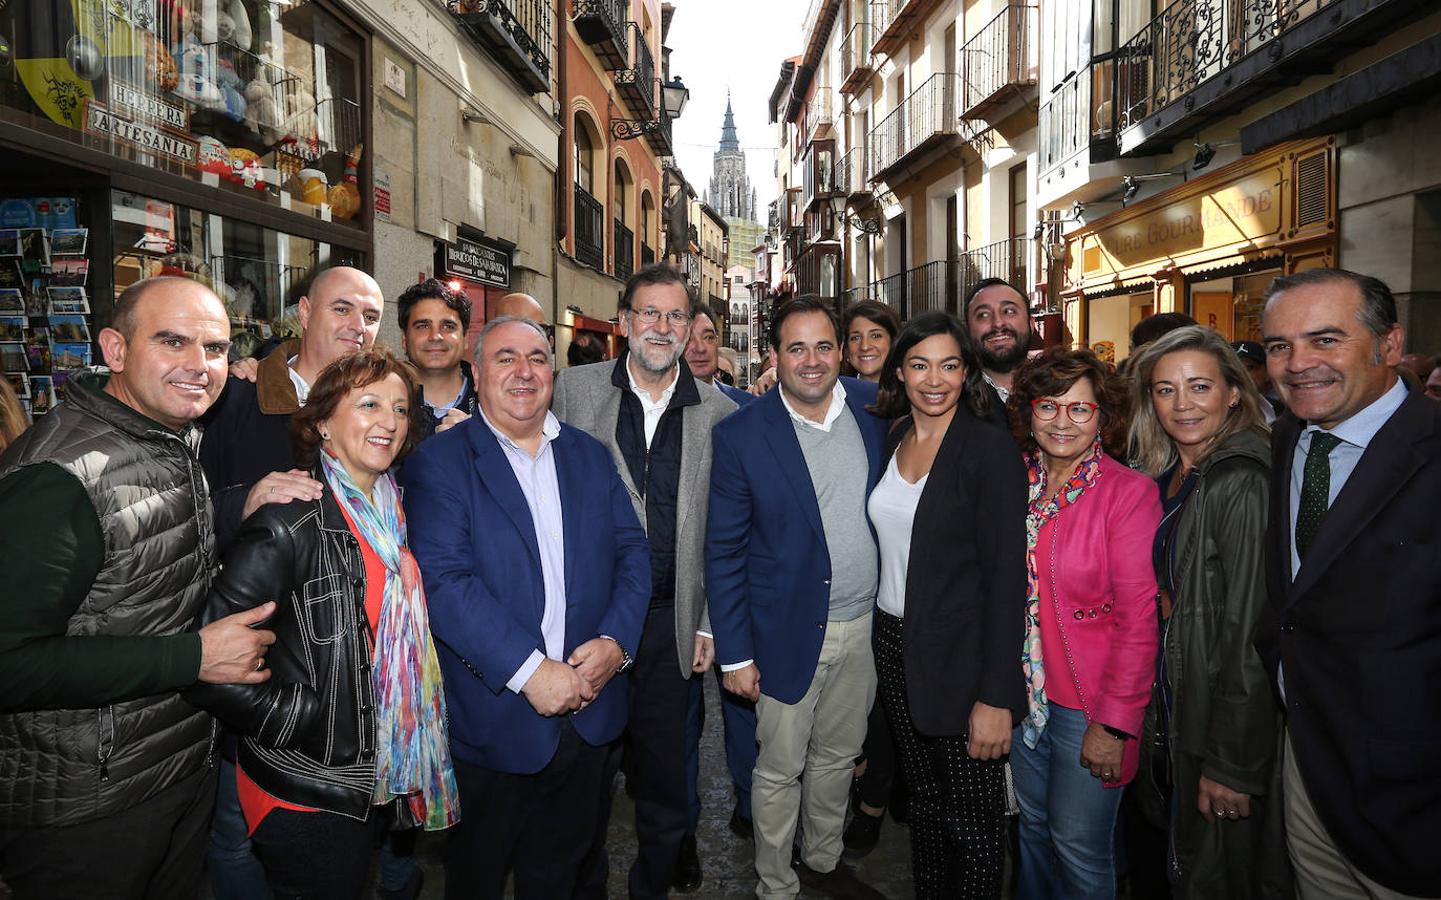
top-left (479, 409), bottom-right (568, 694)
top-left (1288, 377), bottom-right (1408, 577)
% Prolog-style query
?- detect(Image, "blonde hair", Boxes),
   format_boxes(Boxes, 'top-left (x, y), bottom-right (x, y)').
top-left (1126, 325), bottom-right (1269, 477)
top-left (0, 376), bottom-right (27, 453)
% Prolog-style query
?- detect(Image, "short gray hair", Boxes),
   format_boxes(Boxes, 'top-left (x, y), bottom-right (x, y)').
top-left (473, 315), bottom-right (553, 363)
top-left (1264, 267), bottom-right (1397, 340)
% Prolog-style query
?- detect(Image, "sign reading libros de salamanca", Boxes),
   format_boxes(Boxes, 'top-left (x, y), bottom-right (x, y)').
top-left (442, 235), bottom-right (511, 289)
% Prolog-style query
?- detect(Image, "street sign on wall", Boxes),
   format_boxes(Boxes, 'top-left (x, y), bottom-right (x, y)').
top-left (438, 234), bottom-right (512, 289)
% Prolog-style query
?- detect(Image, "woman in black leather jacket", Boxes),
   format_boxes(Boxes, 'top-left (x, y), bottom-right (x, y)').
top-left (189, 348), bottom-right (459, 899)
top-left (1126, 326), bottom-right (1290, 899)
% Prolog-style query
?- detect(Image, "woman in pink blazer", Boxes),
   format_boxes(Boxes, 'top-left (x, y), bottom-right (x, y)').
top-left (1005, 348), bottom-right (1161, 900)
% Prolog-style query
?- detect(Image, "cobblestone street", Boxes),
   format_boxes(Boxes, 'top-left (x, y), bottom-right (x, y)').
top-left (403, 675), bottom-right (916, 899)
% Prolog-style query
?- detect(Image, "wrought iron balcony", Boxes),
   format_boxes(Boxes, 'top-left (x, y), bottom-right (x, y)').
top-left (641, 243), bottom-right (655, 266)
top-left (574, 185), bottom-right (604, 270)
top-left (1037, 63), bottom-right (1115, 179)
top-left (806, 89), bottom-right (834, 143)
top-left (795, 243), bottom-right (842, 306)
top-left (959, 237), bottom-right (1032, 301)
top-left (573, 0), bottom-right (628, 70)
top-left (872, 0), bottom-right (947, 59)
top-left (802, 140), bottom-right (839, 212)
top-left (1111, 0), bottom-right (1418, 155)
top-left (960, 5), bottom-right (1037, 121)
top-left (448, 0), bottom-right (552, 94)
top-left (645, 114), bottom-right (673, 156)
top-left (868, 72), bottom-right (960, 183)
top-left (836, 146), bottom-right (872, 200)
top-left (614, 220), bottom-right (634, 280)
top-left (840, 22), bottom-right (875, 95)
top-left (614, 22), bottom-right (656, 116)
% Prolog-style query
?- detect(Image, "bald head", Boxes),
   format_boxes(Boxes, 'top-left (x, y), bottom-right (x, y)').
top-left (112, 276), bottom-right (221, 338)
top-left (297, 266), bottom-right (385, 373)
top-left (497, 292), bottom-right (547, 325)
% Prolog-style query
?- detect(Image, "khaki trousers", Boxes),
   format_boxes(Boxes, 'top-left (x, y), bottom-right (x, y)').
top-left (1284, 732), bottom-right (1436, 900)
top-left (752, 614), bottom-right (877, 899)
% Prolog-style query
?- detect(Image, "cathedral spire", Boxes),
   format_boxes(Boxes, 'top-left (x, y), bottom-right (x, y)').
top-left (719, 91), bottom-right (739, 152)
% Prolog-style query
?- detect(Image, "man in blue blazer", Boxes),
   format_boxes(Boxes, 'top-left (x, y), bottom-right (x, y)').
top-left (401, 317), bottom-right (651, 900)
top-left (706, 297), bottom-right (889, 900)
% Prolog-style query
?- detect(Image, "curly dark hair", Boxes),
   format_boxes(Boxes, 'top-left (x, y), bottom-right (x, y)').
top-left (1006, 347), bottom-right (1130, 457)
top-left (291, 347), bottom-right (423, 468)
top-left (397, 278), bottom-right (471, 331)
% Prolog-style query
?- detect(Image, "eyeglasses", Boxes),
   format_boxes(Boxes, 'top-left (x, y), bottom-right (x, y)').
top-left (631, 307), bottom-right (692, 326)
top-left (1031, 399), bottom-right (1099, 423)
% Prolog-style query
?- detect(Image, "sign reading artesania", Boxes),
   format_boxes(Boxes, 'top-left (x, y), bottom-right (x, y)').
top-left (108, 81), bottom-right (187, 130)
top-left (441, 235), bottom-right (512, 288)
top-left (86, 104), bottom-right (196, 164)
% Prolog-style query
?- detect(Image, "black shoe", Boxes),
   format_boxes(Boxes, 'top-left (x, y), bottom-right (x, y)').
top-left (728, 806), bottom-right (754, 840)
top-left (794, 860), bottom-right (886, 900)
top-left (671, 834), bottom-right (702, 892)
top-left (842, 808), bottom-right (883, 858)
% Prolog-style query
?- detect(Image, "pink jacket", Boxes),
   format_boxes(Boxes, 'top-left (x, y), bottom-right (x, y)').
top-left (1036, 452), bottom-right (1161, 785)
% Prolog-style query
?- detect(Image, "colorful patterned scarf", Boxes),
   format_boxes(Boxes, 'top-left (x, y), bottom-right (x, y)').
top-left (1021, 438), bottom-right (1104, 749)
top-left (319, 450), bottom-right (461, 830)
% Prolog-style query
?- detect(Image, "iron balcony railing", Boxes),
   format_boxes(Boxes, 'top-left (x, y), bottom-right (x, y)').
top-left (960, 237), bottom-right (1032, 301)
top-left (868, 72), bottom-right (959, 182)
top-left (614, 220), bottom-right (634, 280)
top-left (574, 186), bottom-right (604, 269)
top-left (1116, 0), bottom-right (1340, 132)
top-left (836, 145), bottom-right (872, 197)
top-left (1038, 64), bottom-right (1115, 177)
top-left (614, 22), bottom-right (656, 115)
top-left (572, 0), bottom-right (628, 69)
top-left (806, 89), bottom-right (834, 143)
top-left (960, 5), bottom-right (1038, 121)
top-left (839, 22), bottom-right (875, 94)
top-left (641, 243), bottom-right (655, 266)
top-left (448, 0), bottom-right (552, 94)
top-left (841, 286), bottom-right (869, 307)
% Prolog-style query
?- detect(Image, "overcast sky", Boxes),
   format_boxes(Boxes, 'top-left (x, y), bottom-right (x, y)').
top-left (667, 0), bottom-right (807, 217)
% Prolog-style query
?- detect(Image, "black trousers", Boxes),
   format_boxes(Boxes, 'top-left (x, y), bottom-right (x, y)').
top-left (576, 604), bottom-right (692, 899)
top-left (445, 720), bottom-right (611, 900)
top-left (856, 689), bottom-right (904, 810)
top-left (250, 806), bottom-right (382, 900)
top-left (624, 604), bottom-right (692, 900)
top-left (0, 765), bottom-right (215, 900)
top-left (874, 611), bottom-right (1007, 900)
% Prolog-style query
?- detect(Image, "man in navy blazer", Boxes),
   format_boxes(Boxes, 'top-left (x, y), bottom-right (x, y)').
top-left (401, 317), bottom-right (650, 899)
top-left (706, 297), bottom-right (889, 899)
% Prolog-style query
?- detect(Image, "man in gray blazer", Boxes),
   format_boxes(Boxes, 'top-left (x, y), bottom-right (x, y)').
top-left (553, 263), bottom-right (737, 899)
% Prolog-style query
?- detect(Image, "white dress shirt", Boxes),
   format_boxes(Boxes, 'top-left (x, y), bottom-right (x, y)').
top-left (626, 358), bottom-right (679, 448)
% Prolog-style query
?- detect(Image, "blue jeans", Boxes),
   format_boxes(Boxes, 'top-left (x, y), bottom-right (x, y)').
top-left (207, 758), bottom-right (273, 900)
top-left (684, 666), bottom-right (758, 833)
top-left (1011, 705), bottom-right (1123, 900)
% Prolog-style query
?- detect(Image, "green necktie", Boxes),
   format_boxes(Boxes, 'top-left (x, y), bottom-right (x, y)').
top-left (1295, 431), bottom-right (1342, 561)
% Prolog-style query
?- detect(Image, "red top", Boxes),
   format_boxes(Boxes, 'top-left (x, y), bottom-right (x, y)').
top-left (238, 504), bottom-right (384, 834)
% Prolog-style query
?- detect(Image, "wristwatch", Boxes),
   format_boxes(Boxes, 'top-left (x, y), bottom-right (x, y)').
top-left (605, 637), bottom-right (634, 673)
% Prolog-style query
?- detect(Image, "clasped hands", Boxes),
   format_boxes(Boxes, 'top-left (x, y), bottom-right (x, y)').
top-left (520, 638), bottom-right (624, 717)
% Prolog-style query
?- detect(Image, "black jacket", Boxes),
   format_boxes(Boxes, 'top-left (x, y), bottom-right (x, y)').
top-left (414, 361), bottom-right (479, 444)
top-left (187, 476), bottom-right (380, 821)
top-left (199, 339), bottom-right (304, 550)
top-left (883, 407), bottom-right (1028, 736)
top-left (1256, 385), bottom-right (1441, 896)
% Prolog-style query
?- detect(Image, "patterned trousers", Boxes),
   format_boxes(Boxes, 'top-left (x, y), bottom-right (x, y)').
top-left (874, 610), bottom-right (1007, 900)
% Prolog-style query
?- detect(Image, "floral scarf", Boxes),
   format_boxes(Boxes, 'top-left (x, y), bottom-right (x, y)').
top-left (1020, 438), bottom-right (1104, 750)
top-left (319, 450), bottom-right (460, 830)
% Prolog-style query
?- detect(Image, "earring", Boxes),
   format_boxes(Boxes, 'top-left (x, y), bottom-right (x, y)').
top-left (320, 430), bottom-right (330, 441)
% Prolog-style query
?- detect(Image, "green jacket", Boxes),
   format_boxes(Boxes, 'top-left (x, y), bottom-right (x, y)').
top-left (1137, 428), bottom-right (1291, 898)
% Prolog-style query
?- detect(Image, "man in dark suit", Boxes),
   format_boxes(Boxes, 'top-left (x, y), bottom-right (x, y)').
top-left (552, 264), bottom-right (737, 897)
top-left (1257, 268), bottom-right (1441, 899)
top-left (963, 278), bottom-right (1032, 430)
top-left (707, 297), bottom-right (888, 900)
top-left (401, 316), bottom-right (651, 899)
top-left (687, 306), bottom-right (755, 406)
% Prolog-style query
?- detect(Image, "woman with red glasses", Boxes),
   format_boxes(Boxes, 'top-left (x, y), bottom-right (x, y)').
top-left (1005, 348), bottom-right (1161, 900)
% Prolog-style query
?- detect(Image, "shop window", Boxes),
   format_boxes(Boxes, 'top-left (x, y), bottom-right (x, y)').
top-left (0, 1), bottom-right (366, 228)
top-left (111, 189), bottom-right (360, 358)
top-left (1187, 269), bottom-right (1276, 343)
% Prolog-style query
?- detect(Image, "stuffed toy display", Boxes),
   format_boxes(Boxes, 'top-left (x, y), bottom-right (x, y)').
top-left (244, 74), bottom-right (281, 143)
top-left (281, 78), bottom-right (319, 158)
top-left (228, 0), bottom-right (254, 49)
top-left (214, 57), bottom-right (247, 121)
top-left (170, 10), bottom-right (223, 108)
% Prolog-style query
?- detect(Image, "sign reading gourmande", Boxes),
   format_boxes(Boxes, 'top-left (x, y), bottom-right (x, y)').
top-left (86, 104), bottom-right (196, 164)
top-left (441, 235), bottom-right (511, 289)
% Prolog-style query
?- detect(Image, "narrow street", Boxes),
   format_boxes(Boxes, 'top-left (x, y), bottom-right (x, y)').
top-left (402, 676), bottom-right (916, 899)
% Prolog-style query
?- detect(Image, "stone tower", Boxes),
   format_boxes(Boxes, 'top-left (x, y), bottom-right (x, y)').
top-left (707, 93), bottom-right (757, 222)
